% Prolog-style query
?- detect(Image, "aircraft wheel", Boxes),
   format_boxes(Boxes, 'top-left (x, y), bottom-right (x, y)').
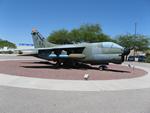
top-left (54, 61), bottom-right (62, 68)
top-left (99, 65), bottom-right (107, 70)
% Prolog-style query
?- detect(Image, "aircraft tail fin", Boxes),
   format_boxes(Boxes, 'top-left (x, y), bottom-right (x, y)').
top-left (31, 29), bottom-right (56, 48)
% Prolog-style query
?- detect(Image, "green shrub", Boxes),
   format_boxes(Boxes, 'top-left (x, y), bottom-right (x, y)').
top-left (145, 56), bottom-right (150, 63)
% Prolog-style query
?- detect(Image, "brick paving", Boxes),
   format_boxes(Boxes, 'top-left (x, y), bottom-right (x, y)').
top-left (0, 60), bottom-right (147, 80)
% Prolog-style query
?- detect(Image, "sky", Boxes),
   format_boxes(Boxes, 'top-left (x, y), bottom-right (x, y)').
top-left (0, 0), bottom-right (150, 45)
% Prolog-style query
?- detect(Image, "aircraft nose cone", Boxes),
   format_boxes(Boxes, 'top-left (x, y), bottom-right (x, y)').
top-left (123, 48), bottom-right (130, 56)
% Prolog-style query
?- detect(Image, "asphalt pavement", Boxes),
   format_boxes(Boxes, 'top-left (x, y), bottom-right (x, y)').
top-left (0, 86), bottom-right (150, 113)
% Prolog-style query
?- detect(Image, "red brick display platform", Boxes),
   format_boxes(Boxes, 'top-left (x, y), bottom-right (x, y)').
top-left (0, 60), bottom-right (147, 80)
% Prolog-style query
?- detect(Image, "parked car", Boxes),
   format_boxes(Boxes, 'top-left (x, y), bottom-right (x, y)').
top-left (138, 55), bottom-right (146, 62)
top-left (128, 56), bottom-right (135, 61)
top-left (127, 55), bottom-right (145, 62)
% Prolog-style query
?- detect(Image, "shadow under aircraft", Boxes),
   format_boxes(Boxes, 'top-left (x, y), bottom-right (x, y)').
top-left (21, 61), bottom-right (130, 73)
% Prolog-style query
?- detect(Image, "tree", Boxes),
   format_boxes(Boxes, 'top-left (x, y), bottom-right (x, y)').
top-left (115, 34), bottom-right (134, 49)
top-left (47, 24), bottom-right (111, 44)
top-left (47, 29), bottom-right (70, 44)
top-left (68, 29), bottom-right (82, 43)
top-left (96, 33), bottom-right (112, 42)
top-left (115, 34), bottom-right (150, 52)
top-left (0, 40), bottom-right (16, 49)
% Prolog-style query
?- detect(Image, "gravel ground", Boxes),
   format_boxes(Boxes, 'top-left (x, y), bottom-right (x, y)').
top-left (0, 60), bottom-right (146, 80)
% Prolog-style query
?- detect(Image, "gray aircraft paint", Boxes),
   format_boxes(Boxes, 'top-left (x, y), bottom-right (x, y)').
top-left (32, 29), bottom-right (56, 48)
top-left (30, 29), bottom-right (129, 65)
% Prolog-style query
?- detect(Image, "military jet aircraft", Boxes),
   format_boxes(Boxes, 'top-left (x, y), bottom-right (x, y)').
top-left (25, 29), bottom-right (130, 70)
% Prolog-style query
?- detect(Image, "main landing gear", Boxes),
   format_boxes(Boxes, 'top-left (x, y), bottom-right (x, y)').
top-left (54, 60), bottom-right (78, 68)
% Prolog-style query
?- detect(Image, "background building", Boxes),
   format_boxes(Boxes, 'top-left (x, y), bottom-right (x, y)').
top-left (17, 43), bottom-right (34, 49)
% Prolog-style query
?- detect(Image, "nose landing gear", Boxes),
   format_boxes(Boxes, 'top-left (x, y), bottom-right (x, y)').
top-left (99, 65), bottom-right (108, 70)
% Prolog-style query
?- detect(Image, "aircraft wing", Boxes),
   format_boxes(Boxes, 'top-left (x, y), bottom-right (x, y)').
top-left (37, 45), bottom-right (86, 59)
top-left (38, 44), bottom-right (85, 52)
top-left (18, 44), bottom-right (86, 59)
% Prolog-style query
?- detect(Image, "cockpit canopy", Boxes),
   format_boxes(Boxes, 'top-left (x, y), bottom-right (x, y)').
top-left (101, 42), bottom-right (123, 49)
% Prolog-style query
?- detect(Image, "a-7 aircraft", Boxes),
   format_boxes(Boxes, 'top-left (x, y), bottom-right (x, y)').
top-left (25, 29), bottom-right (130, 70)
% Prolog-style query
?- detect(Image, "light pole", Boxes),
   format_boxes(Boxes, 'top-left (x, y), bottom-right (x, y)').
top-left (133, 22), bottom-right (137, 57)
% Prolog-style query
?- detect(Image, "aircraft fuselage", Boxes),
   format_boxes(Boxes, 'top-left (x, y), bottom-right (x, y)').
top-left (30, 29), bottom-right (130, 66)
